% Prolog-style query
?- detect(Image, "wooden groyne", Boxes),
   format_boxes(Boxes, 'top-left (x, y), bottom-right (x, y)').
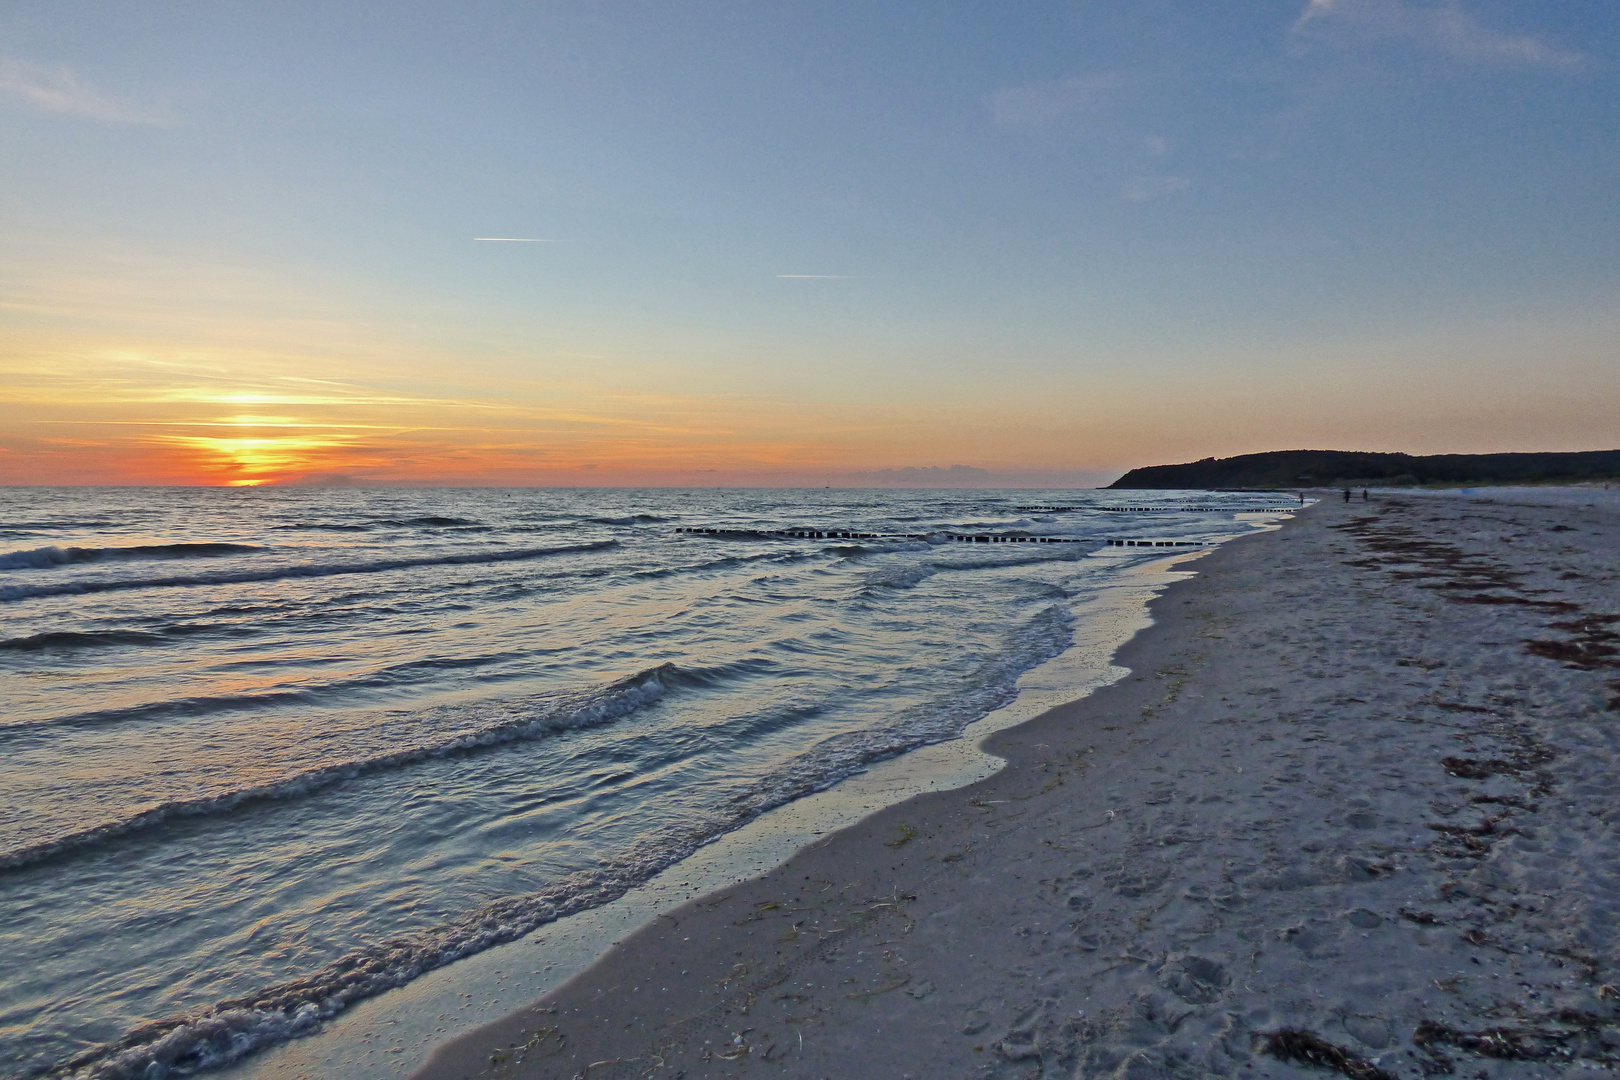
top-left (674, 527), bottom-right (1208, 547)
top-left (1018, 505), bottom-right (1298, 513)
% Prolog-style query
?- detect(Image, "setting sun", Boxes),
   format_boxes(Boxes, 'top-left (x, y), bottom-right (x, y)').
top-left (153, 432), bottom-right (365, 485)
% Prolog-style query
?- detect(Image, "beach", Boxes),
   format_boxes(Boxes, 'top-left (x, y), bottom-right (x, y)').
top-left (411, 488), bottom-right (1620, 1080)
top-left (2, 489), bottom-right (1281, 1080)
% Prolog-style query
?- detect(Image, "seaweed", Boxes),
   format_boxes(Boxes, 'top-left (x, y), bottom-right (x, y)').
top-left (1440, 757), bottom-right (1515, 780)
top-left (1257, 1030), bottom-right (1397, 1080)
top-left (1399, 908), bottom-right (1443, 925)
top-left (1526, 638), bottom-right (1619, 668)
top-left (1427, 813), bottom-right (1515, 857)
top-left (1443, 592), bottom-right (1578, 613)
top-left (1413, 1018), bottom-right (1619, 1066)
top-left (1524, 613), bottom-right (1620, 669)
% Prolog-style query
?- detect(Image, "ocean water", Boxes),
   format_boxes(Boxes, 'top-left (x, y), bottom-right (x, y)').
top-left (0, 487), bottom-right (1288, 1080)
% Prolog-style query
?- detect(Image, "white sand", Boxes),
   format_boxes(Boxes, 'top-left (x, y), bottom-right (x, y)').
top-left (412, 489), bottom-right (1620, 1079)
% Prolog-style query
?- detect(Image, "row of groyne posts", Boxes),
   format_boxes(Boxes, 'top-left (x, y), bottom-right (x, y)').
top-left (675, 504), bottom-right (1295, 550)
top-left (1016, 505), bottom-right (1301, 513)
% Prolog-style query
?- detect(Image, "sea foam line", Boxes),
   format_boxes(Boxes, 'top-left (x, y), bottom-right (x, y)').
top-left (0, 540), bottom-right (618, 603)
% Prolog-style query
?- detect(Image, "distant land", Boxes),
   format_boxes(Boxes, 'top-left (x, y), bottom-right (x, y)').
top-left (1110, 449), bottom-right (1620, 490)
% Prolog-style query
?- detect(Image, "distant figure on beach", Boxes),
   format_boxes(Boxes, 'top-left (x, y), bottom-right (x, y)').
top-left (1342, 488), bottom-right (1351, 502)
top-left (1297, 491), bottom-right (1305, 505)
top-left (1362, 489), bottom-right (1369, 501)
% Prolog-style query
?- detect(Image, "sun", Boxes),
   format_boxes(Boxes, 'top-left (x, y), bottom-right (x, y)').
top-left (156, 432), bottom-right (361, 485)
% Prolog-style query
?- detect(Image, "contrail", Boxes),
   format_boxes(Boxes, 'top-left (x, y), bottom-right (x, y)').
top-left (777, 274), bottom-right (853, 278)
top-left (474, 237), bottom-right (556, 242)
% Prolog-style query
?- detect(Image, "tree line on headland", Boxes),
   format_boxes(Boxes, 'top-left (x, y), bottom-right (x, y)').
top-left (1109, 449), bottom-right (1620, 490)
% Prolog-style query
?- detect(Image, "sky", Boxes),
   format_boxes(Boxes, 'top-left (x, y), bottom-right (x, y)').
top-left (1, 1), bottom-right (1616, 487)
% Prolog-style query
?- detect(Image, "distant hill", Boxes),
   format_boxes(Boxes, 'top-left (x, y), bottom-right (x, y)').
top-left (1109, 449), bottom-right (1620, 490)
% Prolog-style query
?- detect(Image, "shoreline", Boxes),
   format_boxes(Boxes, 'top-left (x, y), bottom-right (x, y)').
top-left (400, 524), bottom-right (1254, 1080)
top-left (410, 488), bottom-right (1620, 1079)
top-left (222, 544), bottom-right (1230, 1080)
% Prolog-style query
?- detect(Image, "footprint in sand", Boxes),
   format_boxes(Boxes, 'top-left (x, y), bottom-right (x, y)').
top-left (1161, 955), bottom-right (1230, 1004)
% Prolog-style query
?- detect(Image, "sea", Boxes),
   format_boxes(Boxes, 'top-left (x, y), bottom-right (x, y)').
top-left (0, 487), bottom-right (1291, 1080)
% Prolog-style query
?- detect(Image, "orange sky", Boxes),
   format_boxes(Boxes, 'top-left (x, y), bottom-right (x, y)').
top-left (5, 295), bottom-right (1616, 487)
top-left (3, 0), bottom-right (1617, 487)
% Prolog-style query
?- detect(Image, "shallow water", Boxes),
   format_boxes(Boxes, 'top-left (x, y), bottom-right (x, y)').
top-left (0, 487), bottom-right (1286, 1079)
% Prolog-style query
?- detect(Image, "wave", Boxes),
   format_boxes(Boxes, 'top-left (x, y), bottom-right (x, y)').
top-left (936, 544), bottom-right (1093, 571)
top-left (268, 516), bottom-right (482, 533)
top-left (0, 543), bottom-right (262, 571)
top-left (584, 513), bottom-right (671, 526)
top-left (656, 655), bottom-right (781, 688)
top-left (376, 516), bottom-right (481, 528)
top-left (0, 665), bottom-right (677, 877)
top-left (0, 519), bottom-right (125, 531)
top-left (0, 622), bottom-right (233, 653)
top-left (1, 629), bottom-right (171, 652)
top-left (29, 856), bottom-right (671, 1080)
top-left (727, 602), bottom-right (1075, 816)
top-left (0, 540), bottom-right (617, 603)
top-left (3, 685), bottom-right (336, 737)
top-left (25, 607), bottom-right (1078, 1080)
top-left (626, 547), bottom-right (817, 582)
top-left (1, 646), bottom-right (601, 737)
top-left (940, 520), bottom-right (1028, 532)
top-left (861, 564), bottom-right (938, 591)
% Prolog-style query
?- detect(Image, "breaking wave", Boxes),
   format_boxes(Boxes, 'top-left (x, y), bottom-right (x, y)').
top-left (0, 543), bottom-right (262, 571)
top-left (1, 629), bottom-right (172, 652)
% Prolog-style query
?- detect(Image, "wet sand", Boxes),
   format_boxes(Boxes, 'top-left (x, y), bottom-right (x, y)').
top-left (411, 489), bottom-right (1620, 1079)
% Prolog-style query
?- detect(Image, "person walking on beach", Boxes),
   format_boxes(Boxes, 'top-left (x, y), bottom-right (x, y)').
top-left (1343, 488), bottom-right (1351, 503)
top-left (1362, 488), bottom-right (1369, 501)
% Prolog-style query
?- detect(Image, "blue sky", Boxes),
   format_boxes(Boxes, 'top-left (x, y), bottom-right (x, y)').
top-left (1, 1), bottom-right (1615, 485)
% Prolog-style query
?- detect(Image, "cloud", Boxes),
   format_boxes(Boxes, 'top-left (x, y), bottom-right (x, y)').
top-left (1291, 0), bottom-right (1584, 69)
top-left (988, 72), bottom-right (1124, 127)
top-left (0, 57), bottom-right (177, 124)
top-left (1121, 175), bottom-right (1190, 202)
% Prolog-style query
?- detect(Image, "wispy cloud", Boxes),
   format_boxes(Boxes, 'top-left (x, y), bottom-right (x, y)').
top-left (1291, 0), bottom-right (1584, 69)
top-left (0, 57), bottom-right (177, 124)
top-left (1121, 175), bottom-right (1190, 202)
top-left (988, 72), bottom-right (1124, 127)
